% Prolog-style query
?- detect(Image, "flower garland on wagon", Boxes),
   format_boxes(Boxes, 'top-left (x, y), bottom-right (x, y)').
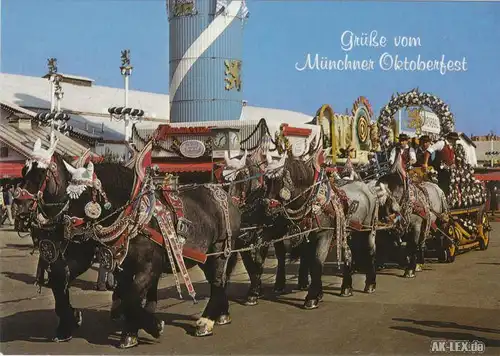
top-left (376, 89), bottom-right (486, 210)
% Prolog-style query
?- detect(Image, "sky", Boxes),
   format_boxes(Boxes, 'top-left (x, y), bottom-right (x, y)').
top-left (1, 0), bottom-right (500, 136)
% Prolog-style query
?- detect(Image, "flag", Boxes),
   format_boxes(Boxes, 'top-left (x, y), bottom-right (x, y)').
top-left (216, 0), bottom-right (228, 14)
top-left (240, 0), bottom-right (249, 18)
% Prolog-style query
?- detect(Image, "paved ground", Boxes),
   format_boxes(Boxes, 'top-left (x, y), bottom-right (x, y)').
top-left (1, 224), bottom-right (499, 355)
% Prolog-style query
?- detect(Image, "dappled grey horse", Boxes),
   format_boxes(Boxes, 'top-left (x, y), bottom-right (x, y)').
top-left (376, 150), bottom-right (449, 278)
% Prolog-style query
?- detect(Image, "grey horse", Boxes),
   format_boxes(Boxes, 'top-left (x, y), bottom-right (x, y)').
top-left (376, 150), bottom-right (449, 278)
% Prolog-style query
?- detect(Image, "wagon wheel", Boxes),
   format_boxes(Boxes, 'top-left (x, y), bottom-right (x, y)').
top-left (443, 243), bottom-right (456, 263)
top-left (478, 213), bottom-right (490, 251)
top-left (438, 225), bottom-right (457, 263)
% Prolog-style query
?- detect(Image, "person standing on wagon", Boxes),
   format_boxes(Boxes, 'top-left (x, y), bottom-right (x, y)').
top-left (422, 131), bottom-right (460, 195)
top-left (414, 135), bottom-right (432, 167)
top-left (389, 133), bottom-right (417, 168)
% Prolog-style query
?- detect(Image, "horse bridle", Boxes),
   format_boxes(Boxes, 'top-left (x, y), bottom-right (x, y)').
top-left (224, 160), bottom-right (266, 208)
top-left (17, 157), bottom-right (70, 229)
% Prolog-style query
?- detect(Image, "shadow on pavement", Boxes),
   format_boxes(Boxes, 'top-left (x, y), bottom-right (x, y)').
top-left (1, 308), bottom-right (116, 346)
top-left (392, 318), bottom-right (500, 335)
top-left (390, 326), bottom-right (500, 348)
top-left (391, 318), bottom-right (500, 348)
top-left (0, 308), bottom-right (198, 348)
top-left (1, 271), bottom-right (97, 291)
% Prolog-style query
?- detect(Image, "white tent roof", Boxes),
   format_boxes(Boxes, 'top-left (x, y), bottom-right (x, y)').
top-left (0, 72), bottom-right (313, 140)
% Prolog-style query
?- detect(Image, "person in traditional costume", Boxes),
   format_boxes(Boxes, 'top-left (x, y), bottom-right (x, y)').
top-left (414, 135), bottom-right (432, 167)
top-left (389, 133), bottom-right (416, 167)
top-left (422, 131), bottom-right (460, 195)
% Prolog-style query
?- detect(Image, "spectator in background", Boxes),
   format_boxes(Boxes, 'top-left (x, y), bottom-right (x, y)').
top-left (0, 186), bottom-right (6, 226)
top-left (3, 185), bottom-right (14, 225)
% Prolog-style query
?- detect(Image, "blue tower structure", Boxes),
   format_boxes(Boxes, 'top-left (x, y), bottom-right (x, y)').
top-left (167, 0), bottom-right (249, 123)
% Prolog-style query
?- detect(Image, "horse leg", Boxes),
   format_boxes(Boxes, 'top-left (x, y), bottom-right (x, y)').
top-left (51, 284), bottom-right (81, 342)
top-left (35, 256), bottom-right (48, 287)
top-left (364, 230), bottom-right (377, 294)
top-left (119, 269), bottom-right (164, 349)
top-left (144, 277), bottom-right (159, 314)
top-left (239, 244), bottom-right (269, 306)
top-left (273, 241), bottom-right (286, 294)
top-left (297, 242), bottom-right (310, 291)
top-left (416, 242), bottom-right (425, 272)
top-left (50, 248), bottom-right (93, 342)
top-left (340, 235), bottom-right (354, 297)
top-left (196, 254), bottom-right (238, 337)
top-left (303, 231), bottom-right (330, 309)
top-left (403, 220), bottom-right (420, 278)
top-left (110, 266), bottom-right (134, 321)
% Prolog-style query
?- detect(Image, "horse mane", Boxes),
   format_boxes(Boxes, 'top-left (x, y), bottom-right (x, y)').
top-left (284, 157), bottom-right (315, 188)
top-left (376, 148), bottom-right (408, 197)
top-left (93, 163), bottom-right (135, 208)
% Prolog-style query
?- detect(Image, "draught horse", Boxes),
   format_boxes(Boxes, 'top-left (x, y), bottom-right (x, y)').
top-left (20, 138), bottom-right (241, 348)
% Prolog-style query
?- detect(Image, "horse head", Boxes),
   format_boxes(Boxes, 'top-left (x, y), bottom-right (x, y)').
top-left (20, 135), bottom-right (73, 223)
top-left (262, 151), bottom-right (317, 214)
top-left (222, 150), bottom-right (266, 207)
top-left (374, 149), bottom-right (408, 221)
top-left (21, 135), bottom-right (57, 195)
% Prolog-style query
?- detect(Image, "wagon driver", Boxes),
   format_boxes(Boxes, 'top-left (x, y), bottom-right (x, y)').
top-left (422, 131), bottom-right (460, 195)
top-left (389, 133), bottom-right (417, 168)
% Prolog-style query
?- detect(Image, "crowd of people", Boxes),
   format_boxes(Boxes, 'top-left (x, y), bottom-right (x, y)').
top-left (388, 131), bottom-right (460, 173)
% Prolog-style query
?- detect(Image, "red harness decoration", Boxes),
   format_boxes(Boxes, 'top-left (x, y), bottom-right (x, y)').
top-left (330, 183), bottom-right (349, 214)
top-left (14, 188), bottom-right (36, 202)
top-left (162, 189), bottom-right (185, 221)
top-left (160, 188), bottom-right (208, 264)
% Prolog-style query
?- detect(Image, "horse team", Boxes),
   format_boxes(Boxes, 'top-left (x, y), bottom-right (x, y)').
top-left (16, 133), bottom-right (455, 349)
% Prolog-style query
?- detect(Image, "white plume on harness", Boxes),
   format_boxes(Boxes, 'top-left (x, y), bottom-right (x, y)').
top-left (63, 160), bottom-right (95, 200)
top-left (222, 150), bottom-right (248, 182)
top-left (264, 151), bottom-right (287, 178)
top-left (26, 132), bottom-right (59, 171)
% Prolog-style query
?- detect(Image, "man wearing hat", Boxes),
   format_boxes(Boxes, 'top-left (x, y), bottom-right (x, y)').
top-left (414, 135), bottom-right (432, 167)
top-left (422, 132), bottom-right (459, 170)
top-left (389, 133), bottom-right (417, 167)
top-left (422, 131), bottom-right (460, 195)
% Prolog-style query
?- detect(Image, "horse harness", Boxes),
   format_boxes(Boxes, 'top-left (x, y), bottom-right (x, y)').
top-left (264, 166), bottom-right (350, 263)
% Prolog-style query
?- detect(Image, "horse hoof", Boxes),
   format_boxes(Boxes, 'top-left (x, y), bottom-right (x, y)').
top-left (364, 284), bottom-right (376, 294)
top-left (245, 296), bottom-right (259, 306)
top-left (52, 334), bottom-right (72, 343)
top-left (273, 287), bottom-right (285, 294)
top-left (195, 327), bottom-right (213, 337)
top-left (403, 270), bottom-right (416, 278)
top-left (144, 301), bottom-right (157, 314)
top-left (303, 299), bottom-right (319, 310)
top-left (297, 284), bottom-right (309, 291)
top-left (340, 287), bottom-right (353, 297)
top-left (195, 318), bottom-right (214, 337)
top-left (415, 264), bottom-right (423, 272)
top-left (119, 334), bottom-right (138, 349)
top-left (74, 309), bottom-right (83, 328)
top-left (152, 320), bottom-right (165, 339)
top-left (215, 314), bottom-right (232, 326)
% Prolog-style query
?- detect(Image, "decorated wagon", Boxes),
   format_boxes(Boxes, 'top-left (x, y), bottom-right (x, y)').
top-left (375, 89), bottom-right (491, 263)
